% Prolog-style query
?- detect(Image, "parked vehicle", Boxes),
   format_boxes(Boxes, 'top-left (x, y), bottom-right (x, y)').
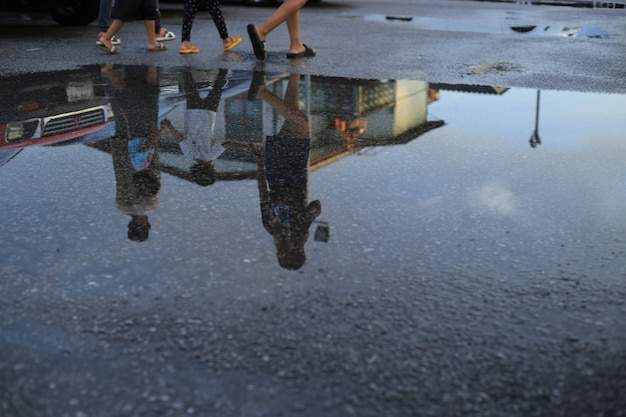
top-left (0, 67), bottom-right (114, 157)
top-left (0, 0), bottom-right (321, 25)
top-left (0, 0), bottom-right (99, 25)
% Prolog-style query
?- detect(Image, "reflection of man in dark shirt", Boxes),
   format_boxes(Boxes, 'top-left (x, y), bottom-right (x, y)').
top-left (102, 64), bottom-right (162, 242)
top-left (235, 72), bottom-right (321, 270)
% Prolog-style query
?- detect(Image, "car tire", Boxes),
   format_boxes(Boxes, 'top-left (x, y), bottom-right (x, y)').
top-left (49, 0), bottom-right (99, 26)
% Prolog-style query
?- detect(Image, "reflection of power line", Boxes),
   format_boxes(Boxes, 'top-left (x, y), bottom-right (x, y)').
top-left (529, 90), bottom-right (541, 148)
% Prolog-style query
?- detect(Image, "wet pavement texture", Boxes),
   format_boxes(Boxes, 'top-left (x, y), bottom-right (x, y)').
top-left (1, 64), bottom-right (625, 416)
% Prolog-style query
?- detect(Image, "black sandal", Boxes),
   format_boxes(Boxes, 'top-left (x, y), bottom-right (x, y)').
top-left (247, 24), bottom-right (266, 61)
top-left (286, 44), bottom-right (316, 59)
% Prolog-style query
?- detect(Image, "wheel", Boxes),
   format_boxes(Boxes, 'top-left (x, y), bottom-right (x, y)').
top-left (49, 0), bottom-right (99, 26)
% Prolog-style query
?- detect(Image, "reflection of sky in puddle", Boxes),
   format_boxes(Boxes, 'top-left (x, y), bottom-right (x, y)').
top-left (1, 67), bottom-right (625, 275)
top-left (429, 88), bottom-right (626, 150)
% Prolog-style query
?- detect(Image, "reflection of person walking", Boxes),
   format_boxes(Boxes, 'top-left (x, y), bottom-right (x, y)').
top-left (101, 65), bottom-right (163, 242)
top-left (97, 0), bottom-right (169, 54)
top-left (160, 68), bottom-right (229, 186)
top-left (179, 0), bottom-right (242, 54)
top-left (245, 72), bottom-right (321, 269)
top-left (246, 0), bottom-right (316, 61)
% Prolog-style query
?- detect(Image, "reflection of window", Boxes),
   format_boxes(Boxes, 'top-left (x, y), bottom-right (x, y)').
top-left (335, 117), bottom-right (368, 149)
top-left (224, 96), bottom-right (264, 144)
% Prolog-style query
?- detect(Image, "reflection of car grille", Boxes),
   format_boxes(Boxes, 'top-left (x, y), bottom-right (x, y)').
top-left (42, 108), bottom-right (105, 137)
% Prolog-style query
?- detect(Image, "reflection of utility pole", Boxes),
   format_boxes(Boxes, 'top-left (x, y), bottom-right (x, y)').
top-left (529, 90), bottom-right (541, 148)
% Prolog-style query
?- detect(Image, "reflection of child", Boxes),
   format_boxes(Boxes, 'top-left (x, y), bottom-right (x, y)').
top-left (262, 134), bottom-right (321, 269)
top-left (117, 137), bottom-right (161, 242)
top-left (160, 68), bottom-right (228, 186)
top-left (241, 72), bottom-right (321, 270)
top-left (102, 65), bottom-right (162, 242)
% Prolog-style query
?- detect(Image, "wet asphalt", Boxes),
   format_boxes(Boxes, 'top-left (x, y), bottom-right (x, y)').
top-left (1, 0), bottom-right (626, 416)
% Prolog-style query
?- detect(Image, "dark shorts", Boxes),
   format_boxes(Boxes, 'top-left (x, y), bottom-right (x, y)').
top-left (265, 135), bottom-right (310, 189)
top-left (111, 0), bottom-right (159, 21)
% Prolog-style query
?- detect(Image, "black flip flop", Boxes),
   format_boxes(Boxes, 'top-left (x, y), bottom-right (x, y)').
top-left (247, 24), bottom-right (266, 61)
top-left (286, 44), bottom-right (316, 59)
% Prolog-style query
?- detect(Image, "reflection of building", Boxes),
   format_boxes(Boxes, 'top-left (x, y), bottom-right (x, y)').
top-left (153, 73), bottom-right (452, 182)
top-left (305, 77), bottom-right (444, 169)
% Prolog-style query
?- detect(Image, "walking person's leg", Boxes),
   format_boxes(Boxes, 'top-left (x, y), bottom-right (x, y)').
top-left (155, 7), bottom-right (176, 41)
top-left (98, 18), bottom-right (124, 53)
top-left (146, 19), bottom-right (167, 51)
top-left (144, 0), bottom-right (167, 51)
top-left (206, 0), bottom-right (241, 50)
top-left (97, 0), bottom-right (123, 45)
top-left (247, 0), bottom-right (314, 60)
top-left (98, 0), bottom-right (112, 34)
top-left (180, 0), bottom-right (201, 53)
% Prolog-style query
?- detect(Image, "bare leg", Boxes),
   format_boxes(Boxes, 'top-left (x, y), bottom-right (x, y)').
top-left (285, 11), bottom-right (308, 55)
top-left (256, 0), bottom-right (307, 41)
top-left (100, 18), bottom-right (124, 49)
top-left (145, 20), bottom-right (159, 49)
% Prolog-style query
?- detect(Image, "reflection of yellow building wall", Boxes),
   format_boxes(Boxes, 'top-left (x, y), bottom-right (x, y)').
top-left (393, 80), bottom-right (428, 136)
top-left (361, 80), bottom-right (429, 140)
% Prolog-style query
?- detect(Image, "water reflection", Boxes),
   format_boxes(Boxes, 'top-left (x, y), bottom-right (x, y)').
top-left (0, 66), bottom-right (113, 166)
top-left (1, 65), bottom-right (625, 270)
top-left (101, 65), bottom-right (162, 242)
top-left (243, 71), bottom-right (321, 270)
top-left (160, 68), bottom-right (229, 187)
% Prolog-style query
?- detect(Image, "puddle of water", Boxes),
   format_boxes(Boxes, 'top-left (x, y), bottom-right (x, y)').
top-left (350, 13), bottom-right (615, 38)
top-left (498, 0), bottom-right (624, 7)
top-left (0, 66), bottom-right (625, 278)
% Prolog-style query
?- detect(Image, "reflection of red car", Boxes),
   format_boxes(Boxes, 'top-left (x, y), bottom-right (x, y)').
top-left (0, 68), bottom-right (114, 152)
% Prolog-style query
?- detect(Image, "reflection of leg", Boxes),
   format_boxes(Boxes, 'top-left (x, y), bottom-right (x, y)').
top-left (204, 69), bottom-right (228, 112)
top-left (183, 70), bottom-right (203, 109)
top-left (258, 74), bottom-right (309, 138)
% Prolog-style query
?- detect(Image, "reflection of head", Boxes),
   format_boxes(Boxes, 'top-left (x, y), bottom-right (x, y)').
top-left (276, 241), bottom-right (306, 271)
top-left (190, 161), bottom-right (216, 186)
top-left (128, 216), bottom-right (151, 242)
top-left (272, 200), bottom-right (321, 270)
top-left (132, 170), bottom-right (160, 197)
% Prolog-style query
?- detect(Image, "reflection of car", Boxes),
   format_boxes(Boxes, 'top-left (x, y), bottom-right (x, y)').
top-left (0, 67), bottom-right (114, 154)
top-left (0, 0), bottom-right (99, 25)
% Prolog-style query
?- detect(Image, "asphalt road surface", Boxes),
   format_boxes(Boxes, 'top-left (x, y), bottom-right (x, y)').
top-left (0, 1), bottom-right (625, 416)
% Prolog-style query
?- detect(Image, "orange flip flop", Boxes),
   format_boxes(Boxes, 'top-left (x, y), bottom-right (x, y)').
top-left (179, 44), bottom-right (201, 54)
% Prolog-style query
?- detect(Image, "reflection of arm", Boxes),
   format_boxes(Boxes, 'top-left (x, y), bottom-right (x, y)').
top-left (223, 142), bottom-right (271, 220)
top-left (159, 119), bottom-right (184, 143)
top-left (100, 64), bottom-right (125, 92)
